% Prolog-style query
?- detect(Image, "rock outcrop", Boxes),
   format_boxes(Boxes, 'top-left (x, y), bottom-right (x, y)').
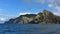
top-left (4, 10), bottom-right (60, 24)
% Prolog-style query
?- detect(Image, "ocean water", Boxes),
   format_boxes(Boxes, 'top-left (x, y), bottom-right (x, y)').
top-left (0, 24), bottom-right (60, 34)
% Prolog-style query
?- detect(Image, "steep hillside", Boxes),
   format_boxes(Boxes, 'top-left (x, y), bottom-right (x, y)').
top-left (5, 10), bottom-right (60, 24)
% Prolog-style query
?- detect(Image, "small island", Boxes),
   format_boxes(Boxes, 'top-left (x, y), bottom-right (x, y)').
top-left (4, 10), bottom-right (60, 24)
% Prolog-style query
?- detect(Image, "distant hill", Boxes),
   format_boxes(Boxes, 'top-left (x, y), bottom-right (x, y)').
top-left (4, 10), bottom-right (60, 24)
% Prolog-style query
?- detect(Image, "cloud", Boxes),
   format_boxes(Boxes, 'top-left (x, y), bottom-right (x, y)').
top-left (16, 12), bottom-right (31, 17)
top-left (19, 13), bottom-right (31, 15)
top-left (47, 0), bottom-right (60, 16)
top-left (48, 4), bottom-right (53, 8)
top-left (0, 17), bottom-right (10, 23)
top-left (19, 12), bottom-right (31, 15)
top-left (0, 18), bottom-right (6, 21)
top-left (55, 0), bottom-right (60, 6)
top-left (23, 0), bottom-right (60, 16)
top-left (48, 4), bottom-right (59, 16)
top-left (53, 12), bottom-right (59, 16)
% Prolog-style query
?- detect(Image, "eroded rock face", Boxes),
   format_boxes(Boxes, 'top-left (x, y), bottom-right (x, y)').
top-left (5, 14), bottom-right (36, 24)
top-left (5, 10), bottom-right (60, 24)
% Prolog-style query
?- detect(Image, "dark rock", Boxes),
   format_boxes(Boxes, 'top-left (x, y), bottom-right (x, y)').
top-left (4, 10), bottom-right (60, 24)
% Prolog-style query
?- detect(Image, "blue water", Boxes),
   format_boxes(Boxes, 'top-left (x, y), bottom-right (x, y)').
top-left (0, 24), bottom-right (60, 34)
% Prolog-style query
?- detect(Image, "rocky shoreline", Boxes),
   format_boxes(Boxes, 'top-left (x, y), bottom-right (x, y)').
top-left (5, 10), bottom-right (60, 24)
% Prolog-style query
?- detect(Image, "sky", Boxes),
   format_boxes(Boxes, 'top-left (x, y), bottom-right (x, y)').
top-left (0, 0), bottom-right (60, 23)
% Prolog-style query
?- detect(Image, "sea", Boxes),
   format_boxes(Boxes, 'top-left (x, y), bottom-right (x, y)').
top-left (0, 24), bottom-right (60, 34)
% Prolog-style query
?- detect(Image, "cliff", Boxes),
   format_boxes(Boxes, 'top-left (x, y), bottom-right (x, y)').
top-left (4, 10), bottom-right (60, 24)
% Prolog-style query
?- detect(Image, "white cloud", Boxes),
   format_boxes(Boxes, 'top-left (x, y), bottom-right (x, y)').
top-left (0, 18), bottom-right (9, 23)
top-left (53, 12), bottom-right (59, 16)
top-left (0, 18), bottom-right (6, 21)
top-left (48, 4), bottom-right (60, 16)
top-left (47, 0), bottom-right (60, 16)
top-left (55, 6), bottom-right (60, 16)
top-left (23, 0), bottom-right (60, 16)
top-left (19, 13), bottom-right (31, 15)
top-left (48, 4), bottom-right (53, 8)
top-left (55, 0), bottom-right (60, 6)
top-left (16, 12), bottom-right (31, 17)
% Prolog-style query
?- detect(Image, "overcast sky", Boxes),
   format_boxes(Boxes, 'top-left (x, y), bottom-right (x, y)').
top-left (0, 0), bottom-right (60, 23)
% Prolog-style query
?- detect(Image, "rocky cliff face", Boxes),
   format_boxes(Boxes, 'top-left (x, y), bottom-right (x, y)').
top-left (5, 10), bottom-right (60, 24)
top-left (5, 14), bottom-right (36, 24)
